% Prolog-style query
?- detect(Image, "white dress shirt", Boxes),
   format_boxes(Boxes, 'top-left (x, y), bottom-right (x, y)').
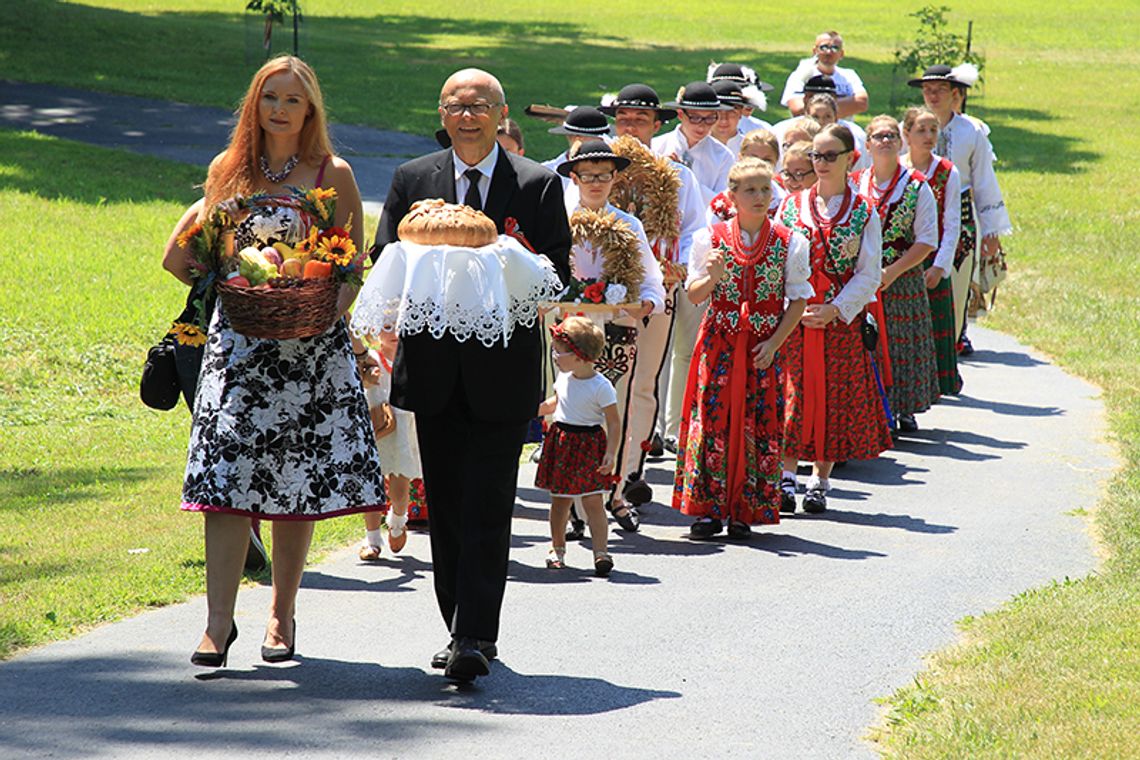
top-left (651, 125), bottom-right (735, 203)
top-left (780, 59), bottom-right (866, 107)
top-left (937, 113), bottom-right (1011, 239)
top-left (453, 144), bottom-right (500, 208)
top-left (854, 165), bottom-right (939, 251)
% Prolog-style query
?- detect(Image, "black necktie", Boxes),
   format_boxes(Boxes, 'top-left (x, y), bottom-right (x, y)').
top-left (463, 168), bottom-right (483, 211)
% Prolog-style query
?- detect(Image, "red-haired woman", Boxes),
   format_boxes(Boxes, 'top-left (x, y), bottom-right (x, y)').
top-left (776, 124), bottom-right (893, 513)
top-left (163, 56), bottom-right (385, 668)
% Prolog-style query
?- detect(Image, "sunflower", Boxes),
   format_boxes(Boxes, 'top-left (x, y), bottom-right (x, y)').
top-left (314, 233), bottom-right (357, 267)
top-left (176, 222), bottom-right (203, 249)
top-left (169, 322), bottom-right (207, 347)
top-left (296, 225), bottom-right (321, 254)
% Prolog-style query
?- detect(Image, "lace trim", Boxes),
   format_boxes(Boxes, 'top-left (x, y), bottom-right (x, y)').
top-left (351, 238), bottom-right (563, 348)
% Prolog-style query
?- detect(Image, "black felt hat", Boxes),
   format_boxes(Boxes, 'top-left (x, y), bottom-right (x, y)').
top-left (548, 106), bottom-right (615, 136)
top-left (711, 79), bottom-right (747, 106)
top-left (555, 139), bottom-right (631, 177)
top-left (803, 74), bottom-right (838, 95)
top-left (907, 64), bottom-right (975, 88)
top-left (598, 83), bottom-right (677, 121)
top-left (663, 81), bottom-right (735, 112)
top-left (706, 61), bottom-right (775, 93)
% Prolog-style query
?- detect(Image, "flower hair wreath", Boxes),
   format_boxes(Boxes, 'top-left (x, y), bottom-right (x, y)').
top-left (549, 322), bottom-right (593, 362)
top-left (568, 207), bottom-right (645, 299)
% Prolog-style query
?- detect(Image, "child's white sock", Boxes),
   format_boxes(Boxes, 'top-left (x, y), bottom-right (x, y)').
top-left (365, 528), bottom-right (384, 548)
top-left (805, 475), bottom-right (830, 492)
top-left (387, 511), bottom-right (408, 538)
top-left (781, 470), bottom-right (798, 485)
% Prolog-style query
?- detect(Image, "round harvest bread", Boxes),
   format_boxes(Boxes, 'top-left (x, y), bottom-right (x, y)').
top-left (397, 198), bottom-right (499, 247)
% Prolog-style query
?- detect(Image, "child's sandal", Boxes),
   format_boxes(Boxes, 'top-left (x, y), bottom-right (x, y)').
top-left (546, 547), bottom-right (567, 570)
top-left (593, 552), bottom-right (614, 577)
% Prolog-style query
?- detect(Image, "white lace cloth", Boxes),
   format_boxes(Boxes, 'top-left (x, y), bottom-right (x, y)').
top-left (351, 236), bottom-right (564, 348)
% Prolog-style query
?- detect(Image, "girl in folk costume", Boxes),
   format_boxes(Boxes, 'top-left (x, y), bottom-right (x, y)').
top-left (902, 106), bottom-right (962, 395)
top-left (675, 158), bottom-right (811, 538)
top-left (536, 317), bottom-right (623, 577)
top-left (707, 131), bottom-right (785, 224)
top-left (776, 141), bottom-right (816, 196)
top-left (852, 115), bottom-right (940, 432)
top-left (555, 140), bottom-right (666, 534)
top-left (777, 124), bottom-right (893, 513)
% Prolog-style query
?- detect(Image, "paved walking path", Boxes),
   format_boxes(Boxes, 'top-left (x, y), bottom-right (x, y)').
top-left (0, 82), bottom-right (1118, 758)
top-left (0, 327), bottom-right (1114, 758)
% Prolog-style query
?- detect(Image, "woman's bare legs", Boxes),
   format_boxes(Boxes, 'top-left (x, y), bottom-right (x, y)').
top-left (197, 512), bottom-right (250, 654)
top-left (263, 520), bottom-right (314, 648)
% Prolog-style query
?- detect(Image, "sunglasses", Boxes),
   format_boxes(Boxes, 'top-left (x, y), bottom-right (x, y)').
top-left (808, 150), bottom-right (851, 163)
top-left (869, 132), bottom-right (900, 143)
top-left (817, 44), bottom-right (842, 53)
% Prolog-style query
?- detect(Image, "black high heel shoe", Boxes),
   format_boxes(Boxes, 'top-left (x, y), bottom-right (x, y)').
top-left (191, 621), bottom-right (238, 668)
top-left (261, 619), bottom-right (296, 663)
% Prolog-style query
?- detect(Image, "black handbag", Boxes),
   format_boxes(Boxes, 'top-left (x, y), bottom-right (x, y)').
top-left (140, 337), bottom-right (181, 410)
top-left (860, 311), bottom-right (879, 352)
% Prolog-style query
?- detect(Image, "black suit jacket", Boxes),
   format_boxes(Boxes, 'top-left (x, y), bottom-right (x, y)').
top-left (373, 148), bottom-right (572, 422)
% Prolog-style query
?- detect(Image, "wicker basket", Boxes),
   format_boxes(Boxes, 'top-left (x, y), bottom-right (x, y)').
top-left (217, 277), bottom-right (341, 340)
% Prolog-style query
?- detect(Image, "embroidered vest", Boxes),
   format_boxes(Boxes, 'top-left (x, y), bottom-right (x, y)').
top-left (707, 221), bottom-right (791, 339)
top-left (780, 191), bottom-right (872, 303)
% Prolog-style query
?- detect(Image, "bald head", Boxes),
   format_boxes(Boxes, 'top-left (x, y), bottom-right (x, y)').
top-left (440, 68), bottom-right (506, 106)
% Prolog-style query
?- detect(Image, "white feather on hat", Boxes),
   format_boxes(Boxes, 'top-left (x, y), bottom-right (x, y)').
top-left (950, 62), bottom-right (980, 87)
top-left (706, 61), bottom-right (719, 82)
top-left (739, 65), bottom-right (759, 87)
top-left (600, 93), bottom-right (617, 108)
top-left (740, 84), bottom-right (767, 112)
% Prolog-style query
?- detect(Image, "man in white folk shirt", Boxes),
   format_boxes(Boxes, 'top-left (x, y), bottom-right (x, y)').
top-left (909, 63), bottom-right (1011, 354)
top-left (781, 30), bottom-right (869, 118)
top-left (541, 106), bottom-right (615, 179)
top-left (652, 81), bottom-right (736, 204)
top-left (590, 83), bottom-right (706, 527)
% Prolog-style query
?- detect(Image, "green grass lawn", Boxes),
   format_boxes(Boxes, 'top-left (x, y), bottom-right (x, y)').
top-left (3, 1), bottom-right (1140, 756)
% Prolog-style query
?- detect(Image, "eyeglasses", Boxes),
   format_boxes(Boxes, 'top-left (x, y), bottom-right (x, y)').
top-left (440, 101), bottom-right (502, 117)
top-left (573, 171), bottom-right (615, 184)
top-left (817, 44), bottom-right (842, 53)
top-left (869, 133), bottom-right (900, 143)
top-left (780, 168), bottom-right (816, 181)
top-left (683, 113), bottom-right (719, 126)
top-left (808, 150), bottom-right (851, 163)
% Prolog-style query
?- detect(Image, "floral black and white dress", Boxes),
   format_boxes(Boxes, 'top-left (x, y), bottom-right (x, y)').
top-left (182, 197), bottom-right (387, 520)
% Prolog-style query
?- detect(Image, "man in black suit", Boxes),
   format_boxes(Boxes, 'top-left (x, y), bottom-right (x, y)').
top-left (373, 68), bottom-right (571, 682)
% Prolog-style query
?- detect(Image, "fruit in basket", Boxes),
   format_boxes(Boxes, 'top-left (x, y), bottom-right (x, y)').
top-left (237, 246), bottom-right (281, 286)
top-left (226, 274), bottom-right (251, 288)
top-left (273, 241), bottom-right (305, 262)
top-left (261, 246), bottom-right (283, 267)
top-left (280, 258), bottom-right (304, 278)
top-left (268, 276), bottom-right (304, 289)
top-left (303, 260), bottom-right (334, 279)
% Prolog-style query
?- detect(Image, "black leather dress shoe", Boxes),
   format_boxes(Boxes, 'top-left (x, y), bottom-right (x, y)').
top-left (445, 637), bottom-right (491, 682)
top-left (663, 436), bottom-right (678, 455)
top-left (648, 433), bottom-right (665, 457)
top-left (689, 518), bottom-right (723, 538)
top-left (431, 639), bottom-right (497, 670)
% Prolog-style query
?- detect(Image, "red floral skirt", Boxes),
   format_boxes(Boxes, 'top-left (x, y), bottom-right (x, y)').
top-left (535, 423), bottom-right (611, 496)
top-left (783, 320), bottom-right (893, 462)
top-left (672, 324), bottom-right (782, 525)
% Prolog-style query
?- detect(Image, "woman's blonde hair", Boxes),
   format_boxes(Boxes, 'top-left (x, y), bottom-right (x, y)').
top-left (784, 117), bottom-right (821, 144)
top-left (783, 140), bottom-right (814, 163)
top-left (727, 156), bottom-right (774, 191)
top-left (204, 56), bottom-right (334, 207)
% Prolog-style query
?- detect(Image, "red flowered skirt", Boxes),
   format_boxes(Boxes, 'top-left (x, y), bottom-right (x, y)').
top-left (879, 267), bottom-right (940, 416)
top-left (783, 320), bottom-right (893, 462)
top-left (673, 325), bottom-right (782, 525)
top-left (535, 423), bottom-right (611, 496)
top-left (406, 477), bottom-right (429, 521)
